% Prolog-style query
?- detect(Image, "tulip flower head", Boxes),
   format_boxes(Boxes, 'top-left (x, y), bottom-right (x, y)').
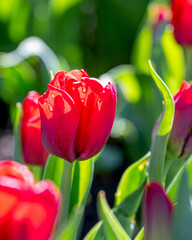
top-left (0, 160), bottom-right (61, 240)
top-left (21, 91), bottom-right (49, 166)
top-left (172, 0), bottom-right (192, 46)
top-left (38, 69), bottom-right (116, 162)
top-left (143, 182), bottom-right (173, 240)
top-left (168, 81), bottom-right (192, 158)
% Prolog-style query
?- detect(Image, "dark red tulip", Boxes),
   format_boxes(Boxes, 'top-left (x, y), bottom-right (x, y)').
top-left (143, 182), bottom-right (173, 240)
top-left (21, 91), bottom-right (49, 166)
top-left (38, 69), bottom-right (116, 162)
top-left (0, 160), bottom-right (61, 240)
top-left (172, 0), bottom-right (192, 46)
top-left (168, 81), bottom-right (192, 158)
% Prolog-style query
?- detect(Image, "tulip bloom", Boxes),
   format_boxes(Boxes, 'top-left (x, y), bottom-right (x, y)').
top-left (143, 182), bottom-right (173, 240)
top-left (168, 81), bottom-right (192, 158)
top-left (21, 91), bottom-right (49, 166)
top-left (0, 160), bottom-right (61, 240)
top-left (38, 69), bottom-right (116, 162)
top-left (172, 0), bottom-right (192, 46)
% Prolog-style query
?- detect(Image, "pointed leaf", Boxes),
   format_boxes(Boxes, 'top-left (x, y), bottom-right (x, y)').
top-left (97, 191), bottom-right (131, 240)
top-left (83, 221), bottom-right (103, 240)
top-left (133, 228), bottom-right (144, 240)
top-left (148, 61), bottom-right (174, 182)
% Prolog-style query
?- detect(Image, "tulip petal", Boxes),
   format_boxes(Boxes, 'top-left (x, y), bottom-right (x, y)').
top-left (38, 84), bottom-right (80, 162)
top-left (169, 83), bottom-right (192, 157)
top-left (22, 117), bottom-right (49, 166)
top-left (77, 80), bottom-right (116, 160)
top-left (143, 182), bottom-right (173, 240)
top-left (0, 160), bottom-right (34, 184)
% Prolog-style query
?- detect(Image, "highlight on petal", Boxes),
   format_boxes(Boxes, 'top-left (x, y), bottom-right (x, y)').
top-left (143, 182), bottom-right (173, 240)
top-left (38, 84), bottom-right (80, 162)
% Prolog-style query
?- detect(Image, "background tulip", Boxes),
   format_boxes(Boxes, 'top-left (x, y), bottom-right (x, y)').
top-left (143, 182), bottom-right (173, 240)
top-left (0, 160), bottom-right (61, 240)
top-left (38, 69), bottom-right (116, 162)
top-left (172, 0), bottom-right (192, 46)
top-left (168, 81), bottom-right (192, 158)
top-left (21, 91), bottom-right (49, 166)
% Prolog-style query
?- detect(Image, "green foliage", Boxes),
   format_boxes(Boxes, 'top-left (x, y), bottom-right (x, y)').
top-left (148, 61), bottom-right (174, 182)
top-left (97, 191), bottom-right (131, 240)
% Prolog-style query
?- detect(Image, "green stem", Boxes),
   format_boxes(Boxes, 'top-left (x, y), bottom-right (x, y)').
top-left (61, 160), bottom-right (73, 226)
top-left (184, 47), bottom-right (192, 81)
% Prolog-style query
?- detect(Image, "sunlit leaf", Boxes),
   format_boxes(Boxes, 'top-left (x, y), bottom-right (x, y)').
top-left (97, 191), bottom-right (131, 240)
top-left (56, 205), bottom-right (84, 240)
top-left (148, 61), bottom-right (174, 182)
top-left (115, 152), bottom-right (149, 206)
top-left (83, 221), bottom-right (104, 240)
top-left (133, 228), bottom-right (144, 240)
top-left (42, 154), bottom-right (63, 188)
top-left (69, 158), bottom-right (94, 212)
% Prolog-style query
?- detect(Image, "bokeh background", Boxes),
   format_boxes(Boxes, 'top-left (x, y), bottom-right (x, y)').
top-left (0, 0), bottom-right (184, 237)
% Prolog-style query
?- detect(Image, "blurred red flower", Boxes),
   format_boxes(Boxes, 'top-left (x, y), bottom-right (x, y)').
top-left (172, 0), bottom-right (192, 46)
top-left (21, 91), bottom-right (49, 166)
top-left (0, 160), bottom-right (61, 240)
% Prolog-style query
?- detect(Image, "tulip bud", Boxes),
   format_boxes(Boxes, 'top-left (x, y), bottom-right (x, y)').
top-left (0, 160), bottom-right (61, 240)
top-left (143, 182), bottom-right (173, 240)
top-left (21, 91), bottom-right (49, 166)
top-left (168, 81), bottom-right (192, 158)
top-left (172, 0), bottom-right (192, 46)
top-left (38, 69), bottom-right (116, 162)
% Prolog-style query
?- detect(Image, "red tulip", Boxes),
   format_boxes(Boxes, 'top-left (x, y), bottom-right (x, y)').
top-left (38, 69), bottom-right (116, 162)
top-left (168, 81), bottom-right (192, 158)
top-left (0, 160), bottom-right (61, 240)
top-left (143, 182), bottom-right (173, 240)
top-left (172, 0), bottom-right (192, 46)
top-left (21, 91), bottom-right (49, 166)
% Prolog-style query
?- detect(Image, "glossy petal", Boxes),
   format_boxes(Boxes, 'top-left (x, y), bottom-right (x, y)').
top-left (38, 84), bottom-right (80, 162)
top-left (21, 91), bottom-right (49, 166)
top-left (78, 80), bottom-right (117, 160)
top-left (143, 182), bottom-right (173, 240)
top-left (39, 69), bottom-right (116, 162)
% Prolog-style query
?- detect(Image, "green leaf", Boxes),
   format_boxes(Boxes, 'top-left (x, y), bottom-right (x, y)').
top-left (166, 163), bottom-right (185, 202)
top-left (83, 221), bottom-right (104, 240)
top-left (42, 154), bottom-right (64, 188)
top-left (172, 170), bottom-right (192, 240)
top-left (13, 102), bottom-right (23, 163)
top-left (115, 152), bottom-right (149, 206)
top-left (97, 191), bottom-right (131, 240)
top-left (69, 158), bottom-right (94, 212)
top-left (56, 205), bottom-right (84, 240)
top-left (114, 184), bottom-right (144, 217)
top-left (148, 60), bottom-right (174, 182)
top-left (133, 228), bottom-right (144, 240)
